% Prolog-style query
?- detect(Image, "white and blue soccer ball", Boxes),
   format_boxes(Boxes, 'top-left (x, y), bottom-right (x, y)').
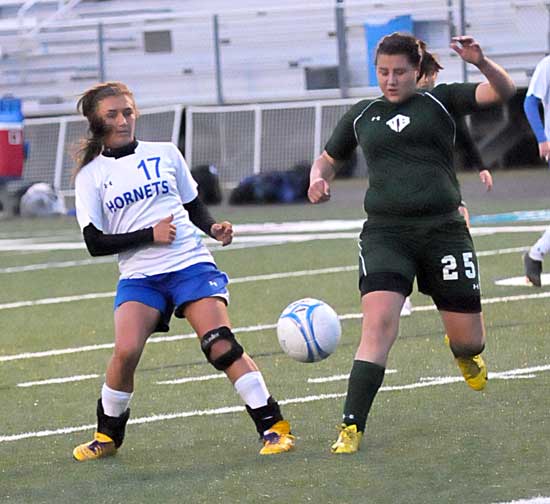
top-left (276, 298), bottom-right (341, 363)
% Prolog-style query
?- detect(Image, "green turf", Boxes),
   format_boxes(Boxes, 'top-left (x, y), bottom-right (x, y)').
top-left (1, 172), bottom-right (550, 504)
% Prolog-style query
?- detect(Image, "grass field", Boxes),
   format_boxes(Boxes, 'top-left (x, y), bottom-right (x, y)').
top-left (2, 170), bottom-right (550, 504)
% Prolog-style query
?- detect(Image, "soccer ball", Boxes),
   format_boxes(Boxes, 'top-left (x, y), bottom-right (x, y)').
top-left (276, 298), bottom-right (341, 363)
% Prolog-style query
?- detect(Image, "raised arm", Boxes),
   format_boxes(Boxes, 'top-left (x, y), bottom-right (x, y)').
top-left (450, 36), bottom-right (516, 105)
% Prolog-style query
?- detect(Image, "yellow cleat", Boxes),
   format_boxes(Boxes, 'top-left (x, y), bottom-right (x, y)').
top-left (331, 424), bottom-right (363, 454)
top-left (260, 420), bottom-right (296, 455)
top-left (444, 335), bottom-right (487, 391)
top-left (73, 432), bottom-right (117, 461)
top-left (455, 354), bottom-right (487, 391)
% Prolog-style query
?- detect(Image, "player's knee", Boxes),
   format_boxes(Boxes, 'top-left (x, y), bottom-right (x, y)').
top-left (451, 341), bottom-right (485, 358)
top-left (112, 344), bottom-right (142, 368)
top-left (366, 312), bottom-right (399, 340)
top-left (200, 326), bottom-right (244, 371)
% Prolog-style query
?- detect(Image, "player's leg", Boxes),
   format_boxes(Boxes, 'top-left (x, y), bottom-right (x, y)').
top-left (331, 223), bottom-right (415, 454)
top-left (420, 216), bottom-right (486, 390)
top-left (331, 289), bottom-right (403, 454)
top-left (524, 227), bottom-right (550, 286)
top-left (184, 296), bottom-right (295, 455)
top-left (440, 311), bottom-right (487, 391)
top-left (73, 301), bottom-right (160, 461)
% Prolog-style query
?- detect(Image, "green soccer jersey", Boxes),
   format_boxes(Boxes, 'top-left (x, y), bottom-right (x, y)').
top-left (325, 83), bottom-right (480, 217)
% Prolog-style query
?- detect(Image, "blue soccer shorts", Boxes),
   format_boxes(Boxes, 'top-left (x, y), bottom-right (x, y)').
top-left (114, 262), bottom-right (230, 333)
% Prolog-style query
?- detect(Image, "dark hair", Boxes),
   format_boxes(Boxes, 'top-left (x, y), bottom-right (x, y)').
top-left (374, 32), bottom-right (422, 68)
top-left (73, 81), bottom-right (138, 174)
top-left (418, 40), bottom-right (444, 79)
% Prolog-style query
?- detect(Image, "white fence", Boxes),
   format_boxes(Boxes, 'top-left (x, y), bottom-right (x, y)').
top-left (185, 98), bottom-right (373, 185)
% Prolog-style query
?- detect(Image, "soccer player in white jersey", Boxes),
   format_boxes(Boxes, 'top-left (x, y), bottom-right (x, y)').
top-left (72, 82), bottom-right (295, 461)
top-left (523, 55), bottom-right (550, 287)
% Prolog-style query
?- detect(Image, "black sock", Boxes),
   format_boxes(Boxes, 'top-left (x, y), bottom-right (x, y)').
top-left (245, 396), bottom-right (283, 437)
top-left (342, 360), bottom-right (385, 432)
top-left (96, 398), bottom-right (130, 448)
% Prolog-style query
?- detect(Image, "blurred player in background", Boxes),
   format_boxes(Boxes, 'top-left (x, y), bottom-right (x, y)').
top-left (400, 44), bottom-right (494, 316)
top-left (523, 54), bottom-right (550, 287)
top-left (308, 33), bottom-right (515, 454)
top-left (72, 81), bottom-right (295, 461)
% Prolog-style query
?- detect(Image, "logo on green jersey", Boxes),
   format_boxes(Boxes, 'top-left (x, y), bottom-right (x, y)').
top-left (386, 114), bottom-right (410, 133)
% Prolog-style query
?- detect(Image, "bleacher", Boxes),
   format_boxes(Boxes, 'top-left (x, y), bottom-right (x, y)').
top-left (0, 0), bottom-right (543, 207)
top-left (0, 0), bottom-right (544, 117)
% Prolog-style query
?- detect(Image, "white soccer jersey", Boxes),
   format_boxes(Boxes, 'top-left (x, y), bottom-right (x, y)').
top-left (527, 55), bottom-right (550, 141)
top-left (75, 141), bottom-right (214, 279)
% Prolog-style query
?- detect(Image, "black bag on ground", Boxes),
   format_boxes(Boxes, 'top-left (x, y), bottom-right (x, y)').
top-left (229, 164), bottom-right (309, 205)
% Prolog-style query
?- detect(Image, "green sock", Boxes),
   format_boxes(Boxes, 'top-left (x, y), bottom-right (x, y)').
top-left (342, 360), bottom-right (385, 432)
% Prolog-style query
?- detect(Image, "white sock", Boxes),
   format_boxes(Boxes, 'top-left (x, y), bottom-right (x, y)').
top-left (234, 371), bottom-right (270, 409)
top-left (101, 383), bottom-right (133, 417)
top-left (530, 228), bottom-right (550, 261)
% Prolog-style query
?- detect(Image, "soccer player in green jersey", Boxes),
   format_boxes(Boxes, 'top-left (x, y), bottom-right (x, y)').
top-left (399, 45), bottom-right (494, 317)
top-left (308, 33), bottom-right (515, 454)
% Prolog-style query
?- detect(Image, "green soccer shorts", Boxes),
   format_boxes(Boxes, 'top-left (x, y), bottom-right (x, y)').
top-left (358, 212), bottom-right (481, 313)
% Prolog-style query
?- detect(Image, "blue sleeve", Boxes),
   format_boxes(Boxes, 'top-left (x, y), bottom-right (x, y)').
top-left (524, 94), bottom-right (546, 143)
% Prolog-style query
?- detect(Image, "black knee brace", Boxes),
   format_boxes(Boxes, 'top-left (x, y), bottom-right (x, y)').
top-left (200, 326), bottom-right (244, 371)
top-left (96, 398), bottom-right (130, 448)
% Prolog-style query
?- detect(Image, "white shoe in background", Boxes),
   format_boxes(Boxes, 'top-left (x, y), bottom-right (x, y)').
top-left (400, 297), bottom-right (413, 317)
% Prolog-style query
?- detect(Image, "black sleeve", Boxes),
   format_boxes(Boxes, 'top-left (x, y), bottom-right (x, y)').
top-left (183, 196), bottom-right (216, 237)
top-left (82, 223), bottom-right (154, 257)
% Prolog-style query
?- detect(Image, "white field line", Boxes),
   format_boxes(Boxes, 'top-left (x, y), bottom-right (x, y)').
top-left (0, 225), bottom-right (536, 273)
top-left (476, 246), bottom-right (528, 256)
top-left (0, 257), bottom-right (115, 273)
top-left (470, 225), bottom-right (549, 236)
top-left (0, 292), bottom-right (116, 310)
top-left (0, 239), bottom-right (305, 274)
top-left (0, 222), bottom-right (546, 252)
top-left (493, 498), bottom-right (550, 504)
top-left (1, 245), bottom-right (529, 275)
top-left (3, 290), bottom-right (550, 364)
top-left (0, 243), bottom-right (534, 311)
top-left (0, 232), bottom-right (359, 252)
top-left (0, 218), bottom-right (546, 246)
top-left (17, 372), bottom-right (224, 388)
top-left (2, 362), bottom-right (549, 443)
top-left (17, 374), bottom-right (100, 388)
top-left (156, 374), bottom-right (225, 385)
top-left (0, 265), bottom-right (358, 311)
top-left (0, 324), bottom-right (281, 363)
top-left (307, 369), bottom-right (397, 383)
